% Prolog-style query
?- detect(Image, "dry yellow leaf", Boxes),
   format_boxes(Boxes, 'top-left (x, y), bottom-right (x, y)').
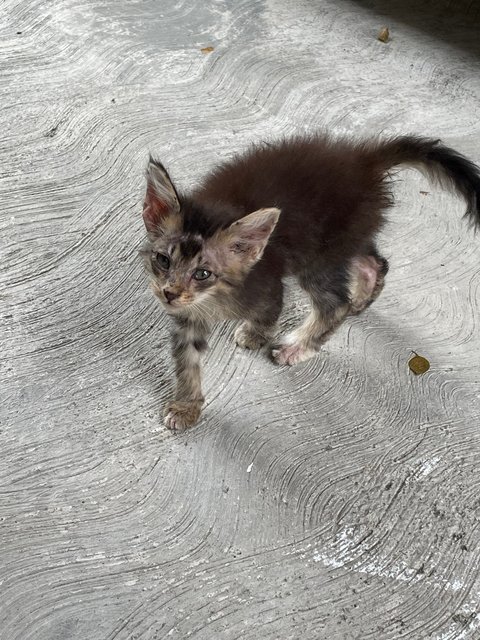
top-left (378, 27), bottom-right (390, 43)
top-left (409, 353), bottom-right (430, 375)
top-left (201, 46), bottom-right (214, 54)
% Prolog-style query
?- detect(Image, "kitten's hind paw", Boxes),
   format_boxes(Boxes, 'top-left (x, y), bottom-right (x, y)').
top-left (271, 341), bottom-right (317, 366)
top-left (164, 400), bottom-right (202, 432)
top-left (234, 322), bottom-right (269, 350)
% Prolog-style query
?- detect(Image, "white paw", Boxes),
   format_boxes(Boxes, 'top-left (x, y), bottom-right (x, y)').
top-left (271, 341), bottom-right (317, 366)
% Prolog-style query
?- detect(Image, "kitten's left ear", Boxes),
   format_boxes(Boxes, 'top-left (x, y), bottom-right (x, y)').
top-left (143, 158), bottom-right (181, 233)
top-left (225, 207), bottom-right (281, 262)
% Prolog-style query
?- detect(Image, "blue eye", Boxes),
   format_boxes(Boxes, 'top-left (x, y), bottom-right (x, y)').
top-left (155, 253), bottom-right (170, 270)
top-left (193, 269), bottom-right (212, 281)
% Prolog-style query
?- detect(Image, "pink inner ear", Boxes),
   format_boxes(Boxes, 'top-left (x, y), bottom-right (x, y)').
top-left (241, 224), bottom-right (274, 242)
top-left (229, 223), bottom-right (276, 258)
top-left (142, 204), bottom-right (160, 232)
top-left (232, 221), bottom-right (276, 247)
top-left (145, 184), bottom-right (169, 213)
top-left (142, 185), bottom-right (170, 232)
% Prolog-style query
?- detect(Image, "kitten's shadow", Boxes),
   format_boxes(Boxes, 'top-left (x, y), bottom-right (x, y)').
top-left (193, 301), bottom-right (453, 446)
top-left (177, 304), bottom-right (465, 534)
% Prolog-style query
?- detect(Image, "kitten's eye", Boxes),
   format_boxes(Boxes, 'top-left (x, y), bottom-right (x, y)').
top-left (193, 268), bottom-right (212, 281)
top-left (155, 253), bottom-right (170, 270)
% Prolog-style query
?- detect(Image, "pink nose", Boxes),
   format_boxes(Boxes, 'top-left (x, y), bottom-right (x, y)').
top-left (163, 289), bottom-right (179, 303)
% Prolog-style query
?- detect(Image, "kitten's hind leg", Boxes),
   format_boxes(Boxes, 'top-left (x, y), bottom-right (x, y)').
top-left (271, 304), bottom-right (350, 366)
top-left (348, 253), bottom-right (389, 315)
top-left (271, 254), bottom-right (388, 366)
top-left (272, 268), bottom-right (351, 366)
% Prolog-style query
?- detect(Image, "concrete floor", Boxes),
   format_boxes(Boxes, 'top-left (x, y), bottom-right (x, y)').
top-left (1, 0), bottom-right (480, 638)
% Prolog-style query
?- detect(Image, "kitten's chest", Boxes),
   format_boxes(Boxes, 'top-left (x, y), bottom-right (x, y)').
top-left (194, 291), bottom-right (249, 323)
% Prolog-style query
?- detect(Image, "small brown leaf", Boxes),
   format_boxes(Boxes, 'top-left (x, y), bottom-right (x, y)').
top-left (409, 353), bottom-right (430, 375)
top-left (378, 27), bottom-right (390, 43)
top-left (201, 46), bottom-right (214, 54)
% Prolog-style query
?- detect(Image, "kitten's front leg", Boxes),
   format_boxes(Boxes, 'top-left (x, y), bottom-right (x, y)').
top-left (234, 274), bottom-right (284, 350)
top-left (164, 317), bottom-right (209, 432)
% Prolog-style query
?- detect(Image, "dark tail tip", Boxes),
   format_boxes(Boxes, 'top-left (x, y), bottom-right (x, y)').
top-left (425, 141), bottom-right (480, 230)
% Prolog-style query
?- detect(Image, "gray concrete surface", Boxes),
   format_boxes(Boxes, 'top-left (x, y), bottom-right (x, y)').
top-left (1, 1), bottom-right (480, 638)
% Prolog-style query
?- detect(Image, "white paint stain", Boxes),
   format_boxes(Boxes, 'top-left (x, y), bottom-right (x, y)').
top-left (418, 455), bottom-right (441, 477)
top-left (313, 527), bottom-right (479, 603)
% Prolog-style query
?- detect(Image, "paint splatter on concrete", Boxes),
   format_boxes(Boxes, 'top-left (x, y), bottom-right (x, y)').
top-left (1, 0), bottom-right (480, 638)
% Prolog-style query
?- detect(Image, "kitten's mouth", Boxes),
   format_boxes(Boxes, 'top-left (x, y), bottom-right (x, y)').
top-left (151, 282), bottom-right (185, 311)
top-left (163, 298), bottom-right (183, 311)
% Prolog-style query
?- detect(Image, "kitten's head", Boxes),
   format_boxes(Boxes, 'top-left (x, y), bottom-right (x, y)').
top-left (141, 158), bottom-right (280, 314)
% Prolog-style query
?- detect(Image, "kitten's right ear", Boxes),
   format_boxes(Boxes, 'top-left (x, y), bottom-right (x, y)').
top-left (143, 157), bottom-right (181, 233)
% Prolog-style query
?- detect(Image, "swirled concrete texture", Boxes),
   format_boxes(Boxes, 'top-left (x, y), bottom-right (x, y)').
top-left (1, 1), bottom-right (480, 638)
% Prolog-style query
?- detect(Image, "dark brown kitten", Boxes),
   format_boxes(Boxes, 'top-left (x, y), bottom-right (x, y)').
top-left (141, 134), bottom-right (480, 431)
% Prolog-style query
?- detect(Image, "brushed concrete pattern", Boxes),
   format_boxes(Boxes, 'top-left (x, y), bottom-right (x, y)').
top-left (1, 0), bottom-right (480, 638)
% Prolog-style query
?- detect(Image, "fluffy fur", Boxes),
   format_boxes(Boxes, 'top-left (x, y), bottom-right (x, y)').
top-left (140, 134), bottom-right (480, 431)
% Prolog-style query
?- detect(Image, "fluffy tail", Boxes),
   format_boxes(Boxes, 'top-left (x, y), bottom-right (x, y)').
top-left (374, 136), bottom-right (480, 228)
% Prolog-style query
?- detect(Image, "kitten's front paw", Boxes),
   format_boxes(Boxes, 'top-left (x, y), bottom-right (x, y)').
top-left (271, 342), bottom-right (317, 366)
top-left (234, 323), bottom-right (268, 350)
top-left (164, 401), bottom-right (202, 432)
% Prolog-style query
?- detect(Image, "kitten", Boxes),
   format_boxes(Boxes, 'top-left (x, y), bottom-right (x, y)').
top-left (141, 134), bottom-right (480, 432)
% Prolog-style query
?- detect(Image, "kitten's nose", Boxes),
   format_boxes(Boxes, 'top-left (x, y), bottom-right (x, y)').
top-left (163, 288), bottom-right (179, 303)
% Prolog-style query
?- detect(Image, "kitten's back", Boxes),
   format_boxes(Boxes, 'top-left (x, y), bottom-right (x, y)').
top-left (193, 135), bottom-right (389, 263)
